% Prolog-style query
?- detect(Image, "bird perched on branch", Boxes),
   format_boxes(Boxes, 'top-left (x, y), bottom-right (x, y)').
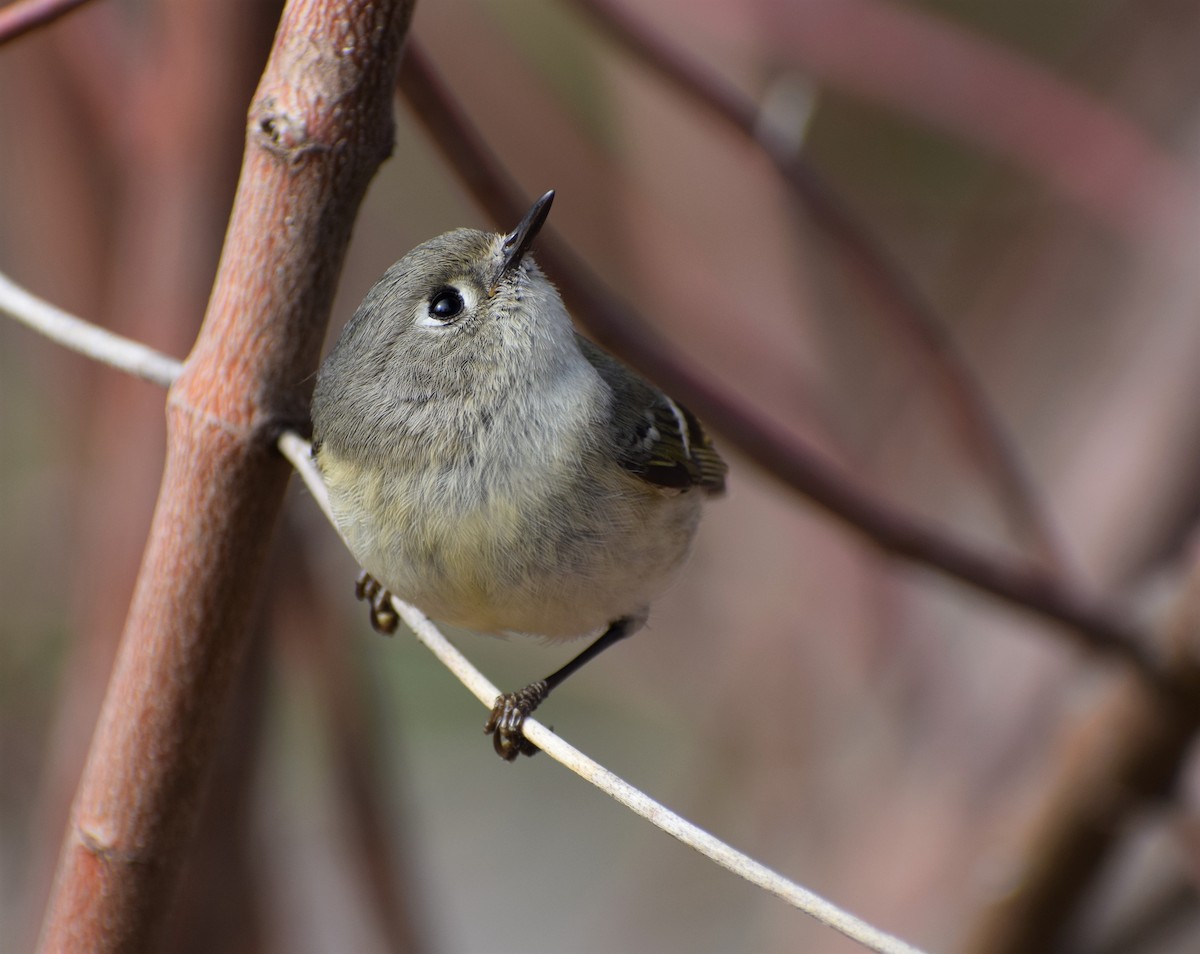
top-left (311, 191), bottom-right (726, 760)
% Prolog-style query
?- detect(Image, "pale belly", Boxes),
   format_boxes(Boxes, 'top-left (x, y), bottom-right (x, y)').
top-left (321, 449), bottom-right (702, 640)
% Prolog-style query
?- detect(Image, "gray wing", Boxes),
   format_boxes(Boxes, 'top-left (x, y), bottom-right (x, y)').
top-left (578, 336), bottom-right (727, 495)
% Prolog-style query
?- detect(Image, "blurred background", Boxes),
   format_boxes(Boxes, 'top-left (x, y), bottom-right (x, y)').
top-left (4, 0), bottom-right (1200, 951)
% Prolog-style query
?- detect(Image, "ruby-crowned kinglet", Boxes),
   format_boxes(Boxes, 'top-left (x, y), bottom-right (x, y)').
top-left (311, 191), bottom-right (726, 760)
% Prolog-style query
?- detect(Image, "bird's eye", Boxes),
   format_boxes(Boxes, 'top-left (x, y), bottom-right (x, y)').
top-left (428, 287), bottom-right (465, 321)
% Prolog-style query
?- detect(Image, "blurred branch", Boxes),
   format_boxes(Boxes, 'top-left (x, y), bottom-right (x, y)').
top-left (0, 0), bottom-right (92, 45)
top-left (278, 517), bottom-right (428, 953)
top-left (965, 673), bottom-right (1200, 953)
top-left (19, 3), bottom-right (282, 951)
top-left (1090, 875), bottom-right (1199, 954)
top-left (964, 561), bottom-right (1200, 954)
top-left (751, 0), bottom-right (1195, 238)
top-left (567, 0), bottom-right (1071, 576)
top-left (33, 0), bottom-right (414, 950)
top-left (0, 270), bottom-right (183, 386)
top-left (51, 2), bottom-right (140, 169)
top-left (396, 44), bottom-right (1162, 683)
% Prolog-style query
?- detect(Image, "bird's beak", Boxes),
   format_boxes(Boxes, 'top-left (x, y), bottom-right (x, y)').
top-left (499, 190), bottom-right (555, 277)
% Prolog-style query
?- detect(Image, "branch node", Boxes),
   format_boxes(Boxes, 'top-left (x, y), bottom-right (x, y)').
top-left (251, 98), bottom-right (329, 161)
top-left (76, 819), bottom-right (122, 865)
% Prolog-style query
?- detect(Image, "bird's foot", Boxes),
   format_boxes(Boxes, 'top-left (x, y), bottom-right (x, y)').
top-left (484, 681), bottom-right (549, 761)
top-left (355, 571), bottom-right (398, 635)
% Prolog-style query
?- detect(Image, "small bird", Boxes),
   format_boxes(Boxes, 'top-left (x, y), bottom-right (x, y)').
top-left (311, 191), bottom-right (726, 760)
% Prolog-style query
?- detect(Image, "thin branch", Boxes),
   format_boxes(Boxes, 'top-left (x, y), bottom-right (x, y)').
top-left (280, 432), bottom-right (927, 954)
top-left (0, 0), bottom-right (93, 45)
top-left (418, 611), bottom-right (927, 954)
top-left (707, 0), bottom-right (1191, 237)
top-left (0, 270), bottom-right (183, 386)
top-left (396, 44), bottom-right (1162, 683)
top-left (566, 0), bottom-right (1071, 574)
top-left (279, 430), bottom-right (334, 518)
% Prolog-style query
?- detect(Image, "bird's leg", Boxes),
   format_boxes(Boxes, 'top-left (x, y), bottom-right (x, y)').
top-left (354, 571), bottom-right (399, 635)
top-left (485, 615), bottom-right (638, 761)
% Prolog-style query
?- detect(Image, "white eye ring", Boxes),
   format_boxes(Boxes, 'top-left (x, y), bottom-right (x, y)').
top-left (417, 283), bottom-right (476, 328)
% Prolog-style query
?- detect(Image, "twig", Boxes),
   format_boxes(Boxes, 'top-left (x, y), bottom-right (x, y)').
top-left (0, 0), bottom-right (93, 45)
top-left (281, 432), bottom-right (928, 954)
top-left (565, 0), bottom-right (1070, 574)
top-left (0, 270), bottom-right (183, 386)
top-left (417, 608), bottom-right (927, 954)
top-left (396, 44), bottom-right (1161, 682)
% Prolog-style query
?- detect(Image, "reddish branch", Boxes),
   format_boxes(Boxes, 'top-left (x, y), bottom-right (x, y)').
top-left (35, 1), bottom-right (414, 950)
top-left (567, 0), bottom-right (1070, 573)
top-left (0, 0), bottom-right (93, 45)
top-left (397, 44), bottom-right (1161, 683)
top-left (965, 568), bottom-right (1200, 953)
top-left (18, 1), bottom-right (283, 950)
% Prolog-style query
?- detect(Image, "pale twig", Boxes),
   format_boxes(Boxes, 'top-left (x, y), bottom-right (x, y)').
top-left (0, 270), bottom-right (183, 386)
top-left (280, 429), bottom-right (927, 954)
top-left (413, 603), bottom-right (927, 954)
top-left (279, 430), bottom-right (334, 520)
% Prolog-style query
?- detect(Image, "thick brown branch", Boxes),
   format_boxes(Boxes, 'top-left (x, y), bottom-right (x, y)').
top-left (397, 44), bottom-right (1160, 683)
top-left (34, 1), bottom-right (414, 950)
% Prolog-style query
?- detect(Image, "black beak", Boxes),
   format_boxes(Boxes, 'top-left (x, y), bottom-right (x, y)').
top-left (499, 190), bottom-right (554, 276)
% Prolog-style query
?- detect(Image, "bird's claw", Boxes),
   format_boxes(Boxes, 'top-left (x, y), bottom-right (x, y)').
top-left (355, 571), bottom-right (398, 635)
top-left (484, 681), bottom-right (549, 761)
